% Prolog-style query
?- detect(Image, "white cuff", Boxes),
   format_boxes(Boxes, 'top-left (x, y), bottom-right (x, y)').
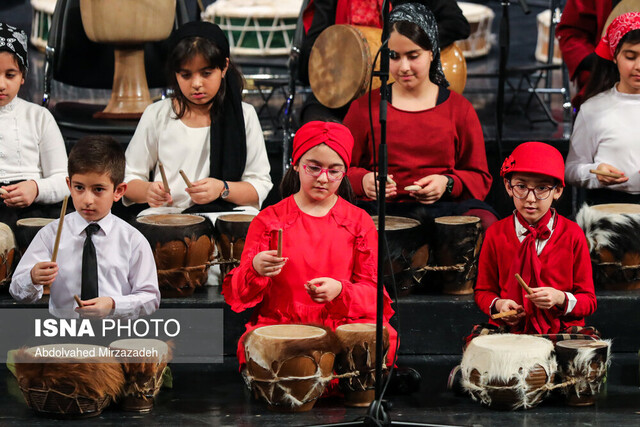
top-left (564, 292), bottom-right (577, 315)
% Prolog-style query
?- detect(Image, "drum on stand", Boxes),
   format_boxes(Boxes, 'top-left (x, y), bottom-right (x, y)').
top-left (424, 216), bottom-right (483, 295)
top-left (243, 324), bottom-right (337, 412)
top-left (372, 215), bottom-right (429, 296)
top-left (555, 339), bottom-right (611, 406)
top-left (15, 218), bottom-right (55, 294)
top-left (30, 0), bottom-right (57, 52)
top-left (576, 203), bottom-right (640, 290)
top-left (109, 338), bottom-right (171, 412)
top-left (461, 334), bottom-right (556, 410)
top-left (456, 2), bottom-right (495, 58)
top-left (334, 323), bottom-right (389, 407)
top-left (201, 0), bottom-right (301, 56)
top-left (134, 214), bottom-right (215, 298)
top-left (0, 223), bottom-right (16, 287)
top-left (14, 344), bottom-right (124, 418)
top-left (213, 214), bottom-right (255, 284)
top-left (535, 9), bottom-right (563, 64)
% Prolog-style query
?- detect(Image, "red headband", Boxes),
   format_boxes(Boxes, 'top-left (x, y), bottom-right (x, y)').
top-left (291, 121), bottom-right (354, 167)
top-left (500, 141), bottom-right (565, 186)
top-left (595, 12), bottom-right (640, 61)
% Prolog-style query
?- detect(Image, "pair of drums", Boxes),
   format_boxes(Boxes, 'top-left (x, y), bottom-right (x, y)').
top-left (460, 334), bottom-right (610, 409)
top-left (133, 213), bottom-right (255, 297)
top-left (14, 339), bottom-right (170, 418)
top-left (244, 323), bottom-right (388, 412)
top-left (374, 215), bottom-right (483, 295)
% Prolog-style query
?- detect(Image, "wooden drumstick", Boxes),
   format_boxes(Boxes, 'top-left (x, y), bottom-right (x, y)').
top-left (158, 161), bottom-right (170, 193)
top-left (307, 282), bottom-right (317, 292)
top-left (74, 295), bottom-right (84, 308)
top-left (51, 196), bottom-right (68, 263)
top-left (491, 309), bottom-right (519, 320)
top-left (179, 170), bottom-right (193, 188)
top-left (276, 229), bottom-right (283, 258)
top-left (0, 188), bottom-right (7, 195)
top-left (589, 169), bottom-right (623, 179)
top-left (515, 273), bottom-right (533, 295)
top-left (386, 176), bottom-right (396, 185)
top-left (404, 185), bottom-right (422, 191)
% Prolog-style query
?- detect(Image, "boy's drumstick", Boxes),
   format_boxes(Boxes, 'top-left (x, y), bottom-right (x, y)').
top-left (515, 273), bottom-right (533, 295)
top-left (158, 162), bottom-right (170, 193)
top-left (179, 170), bottom-right (193, 188)
top-left (491, 309), bottom-right (519, 320)
top-left (74, 295), bottom-right (84, 308)
top-left (589, 169), bottom-right (623, 179)
top-left (51, 196), bottom-right (68, 263)
top-left (276, 229), bottom-right (283, 258)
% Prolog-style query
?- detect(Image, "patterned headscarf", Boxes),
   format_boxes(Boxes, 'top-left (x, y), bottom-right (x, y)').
top-left (389, 3), bottom-right (448, 87)
top-left (595, 12), bottom-right (640, 61)
top-left (0, 22), bottom-right (28, 73)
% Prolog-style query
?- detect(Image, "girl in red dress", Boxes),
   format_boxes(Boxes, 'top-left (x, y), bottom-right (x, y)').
top-left (223, 121), bottom-right (397, 369)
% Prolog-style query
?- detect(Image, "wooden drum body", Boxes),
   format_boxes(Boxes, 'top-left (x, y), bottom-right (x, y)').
top-left (334, 323), bottom-right (389, 407)
top-left (109, 339), bottom-right (171, 412)
top-left (213, 214), bottom-right (255, 283)
top-left (372, 216), bottom-right (429, 296)
top-left (577, 203), bottom-right (640, 290)
top-left (536, 9), bottom-right (562, 64)
top-left (0, 222), bottom-right (16, 286)
top-left (135, 214), bottom-right (215, 298)
top-left (79, 0), bottom-right (176, 118)
top-left (244, 324), bottom-right (337, 412)
top-left (555, 340), bottom-right (611, 406)
top-left (14, 344), bottom-right (124, 418)
top-left (456, 2), bottom-right (494, 58)
top-left (461, 334), bottom-right (556, 410)
top-left (427, 216), bottom-right (483, 295)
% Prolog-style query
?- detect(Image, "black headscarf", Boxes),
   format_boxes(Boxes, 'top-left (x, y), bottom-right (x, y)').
top-left (0, 22), bottom-right (28, 73)
top-left (168, 21), bottom-right (246, 185)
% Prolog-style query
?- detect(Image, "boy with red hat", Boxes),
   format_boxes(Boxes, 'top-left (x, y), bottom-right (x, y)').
top-left (473, 142), bottom-right (597, 335)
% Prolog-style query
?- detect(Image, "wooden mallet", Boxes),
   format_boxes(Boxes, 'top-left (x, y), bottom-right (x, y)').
top-left (276, 229), bottom-right (283, 258)
top-left (491, 309), bottom-right (519, 320)
top-left (515, 273), bottom-right (533, 295)
top-left (74, 295), bottom-right (84, 308)
top-left (0, 188), bottom-right (7, 195)
top-left (158, 161), bottom-right (171, 193)
top-left (179, 169), bottom-right (193, 188)
top-left (589, 169), bottom-right (623, 179)
top-left (51, 196), bottom-right (69, 263)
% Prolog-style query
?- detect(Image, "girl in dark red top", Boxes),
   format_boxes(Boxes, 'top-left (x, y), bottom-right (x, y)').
top-left (223, 121), bottom-right (397, 369)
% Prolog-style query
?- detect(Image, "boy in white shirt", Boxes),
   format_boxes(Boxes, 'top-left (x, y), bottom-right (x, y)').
top-left (10, 136), bottom-right (160, 318)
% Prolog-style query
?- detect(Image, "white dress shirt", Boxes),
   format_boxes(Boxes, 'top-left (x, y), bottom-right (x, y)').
top-left (10, 212), bottom-right (160, 318)
top-left (0, 97), bottom-right (69, 203)
top-left (123, 99), bottom-right (273, 210)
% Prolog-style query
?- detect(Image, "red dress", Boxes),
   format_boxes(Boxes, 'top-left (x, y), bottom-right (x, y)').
top-left (223, 195), bottom-right (397, 367)
top-left (474, 213), bottom-right (597, 333)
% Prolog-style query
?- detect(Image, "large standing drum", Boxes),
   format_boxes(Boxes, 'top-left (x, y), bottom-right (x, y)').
top-left (555, 340), bottom-right (611, 406)
top-left (0, 223), bottom-right (16, 287)
top-left (334, 323), bottom-right (389, 407)
top-left (14, 344), bottom-right (124, 418)
top-left (134, 214), bottom-right (215, 298)
top-left (243, 324), bottom-right (337, 412)
top-left (372, 216), bottom-right (429, 296)
top-left (213, 214), bottom-right (255, 283)
top-left (456, 2), bottom-right (494, 58)
top-left (535, 9), bottom-right (563, 64)
top-left (30, 0), bottom-right (57, 52)
top-left (461, 334), bottom-right (557, 410)
top-left (201, 0), bottom-right (301, 56)
top-left (309, 25), bottom-right (467, 109)
top-left (425, 216), bottom-right (483, 295)
top-left (15, 218), bottom-right (55, 294)
top-left (576, 203), bottom-right (640, 290)
top-left (109, 339), bottom-right (171, 412)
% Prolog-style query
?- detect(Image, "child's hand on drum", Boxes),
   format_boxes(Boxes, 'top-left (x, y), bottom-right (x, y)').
top-left (362, 173), bottom-right (397, 200)
top-left (305, 277), bottom-right (342, 303)
top-left (595, 163), bottom-right (629, 185)
top-left (1, 180), bottom-right (39, 208)
top-left (495, 299), bottom-right (525, 326)
top-left (31, 262), bottom-right (58, 286)
top-left (187, 178), bottom-right (225, 204)
top-left (147, 181), bottom-right (173, 207)
top-left (525, 287), bottom-right (566, 310)
top-left (409, 175), bottom-right (448, 204)
top-left (76, 296), bottom-right (115, 319)
top-left (253, 250), bottom-right (287, 277)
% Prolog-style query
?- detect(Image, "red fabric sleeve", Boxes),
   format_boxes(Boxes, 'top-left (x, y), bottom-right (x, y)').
top-left (222, 215), bottom-right (273, 313)
top-left (344, 97), bottom-right (372, 198)
top-left (473, 223), bottom-right (502, 316)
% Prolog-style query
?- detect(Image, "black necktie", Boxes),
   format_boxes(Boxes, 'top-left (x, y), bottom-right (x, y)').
top-left (81, 223), bottom-right (100, 300)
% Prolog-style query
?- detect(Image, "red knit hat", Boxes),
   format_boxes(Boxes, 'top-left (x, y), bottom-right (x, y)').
top-left (291, 121), bottom-right (354, 167)
top-left (500, 142), bottom-right (565, 186)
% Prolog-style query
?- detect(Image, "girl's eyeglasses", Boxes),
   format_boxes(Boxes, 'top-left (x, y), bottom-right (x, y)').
top-left (509, 182), bottom-right (557, 200)
top-left (302, 164), bottom-right (345, 182)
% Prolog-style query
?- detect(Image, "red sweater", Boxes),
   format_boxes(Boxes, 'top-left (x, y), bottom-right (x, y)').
top-left (475, 213), bottom-right (597, 333)
top-left (222, 195), bottom-right (396, 367)
top-left (344, 89), bottom-right (492, 202)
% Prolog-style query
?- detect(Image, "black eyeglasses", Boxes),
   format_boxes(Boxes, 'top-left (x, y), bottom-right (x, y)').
top-left (508, 182), bottom-right (557, 200)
